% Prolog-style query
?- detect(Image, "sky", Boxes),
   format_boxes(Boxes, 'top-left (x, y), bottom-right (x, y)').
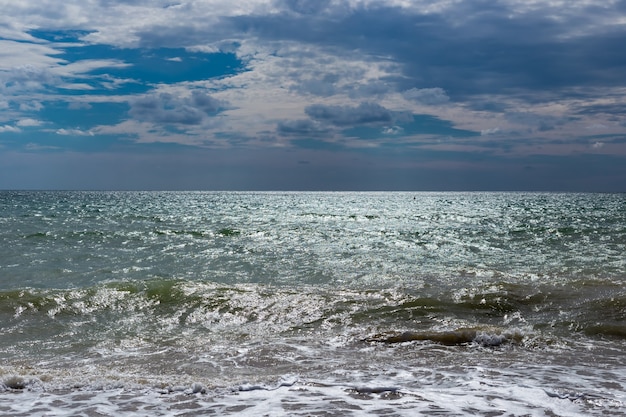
top-left (1, 0), bottom-right (626, 191)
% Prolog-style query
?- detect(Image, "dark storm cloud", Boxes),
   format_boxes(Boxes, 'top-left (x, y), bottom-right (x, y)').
top-left (290, 73), bottom-right (341, 97)
top-left (129, 91), bottom-right (225, 125)
top-left (227, 2), bottom-right (626, 99)
top-left (276, 119), bottom-right (329, 136)
top-left (304, 102), bottom-right (393, 126)
top-left (403, 88), bottom-right (449, 105)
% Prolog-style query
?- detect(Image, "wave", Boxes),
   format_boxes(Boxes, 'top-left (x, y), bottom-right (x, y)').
top-left (365, 327), bottom-right (525, 347)
top-left (1, 277), bottom-right (625, 417)
top-left (2, 277), bottom-right (623, 356)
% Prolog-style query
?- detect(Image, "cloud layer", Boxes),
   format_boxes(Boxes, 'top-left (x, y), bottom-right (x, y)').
top-left (1, 0), bottom-right (625, 190)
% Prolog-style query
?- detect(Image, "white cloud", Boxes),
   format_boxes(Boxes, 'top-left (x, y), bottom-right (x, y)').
top-left (19, 101), bottom-right (43, 111)
top-left (17, 118), bottom-right (43, 127)
top-left (505, 111), bottom-right (565, 132)
top-left (0, 125), bottom-right (20, 133)
top-left (586, 123), bottom-right (607, 131)
top-left (56, 128), bottom-right (94, 136)
top-left (58, 82), bottom-right (95, 91)
top-left (383, 125), bottom-right (404, 135)
top-left (0, 40), bottom-right (64, 70)
top-left (0, 64), bottom-right (60, 93)
top-left (53, 59), bottom-right (131, 76)
top-left (24, 142), bottom-right (60, 151)
top-left (481, 127), bottom-right (500, 136)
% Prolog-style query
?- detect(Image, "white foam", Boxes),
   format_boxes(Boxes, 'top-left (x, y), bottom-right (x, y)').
top-left (1, 362), bottom-right (623, 417)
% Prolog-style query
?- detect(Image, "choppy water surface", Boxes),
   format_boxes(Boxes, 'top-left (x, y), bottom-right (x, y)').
top-left (0, 191), bottom-right (624, 416)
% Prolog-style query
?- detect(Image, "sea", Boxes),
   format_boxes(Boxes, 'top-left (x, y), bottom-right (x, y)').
top-left (0, 191), bottom-right (624, 416)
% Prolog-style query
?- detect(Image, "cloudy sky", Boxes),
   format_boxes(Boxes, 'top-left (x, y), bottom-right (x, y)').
top-left (1, 0), bottom-right (625, 190)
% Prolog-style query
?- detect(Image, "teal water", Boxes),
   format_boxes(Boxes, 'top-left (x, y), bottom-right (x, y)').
top-left (0, 192), bottom-right (624, 416)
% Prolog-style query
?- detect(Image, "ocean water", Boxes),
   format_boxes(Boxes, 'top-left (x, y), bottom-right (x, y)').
top-left (0, 191), bottom-right (624, 416)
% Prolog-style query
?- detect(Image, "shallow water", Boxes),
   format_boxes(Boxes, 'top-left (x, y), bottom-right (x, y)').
top-left (0, 191), bottom-right (624, 416)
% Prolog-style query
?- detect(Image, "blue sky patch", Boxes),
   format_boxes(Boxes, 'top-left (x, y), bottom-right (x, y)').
top-left (28, 29), bottom-right (94, 43)
top-left (37, 102), bottom-right (129, 130)
top-left (57, 43), bottom-right (245, 86)
top-left (25, 30), bottom-right (246, 95)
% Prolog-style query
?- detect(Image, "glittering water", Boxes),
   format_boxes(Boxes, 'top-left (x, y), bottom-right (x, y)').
top-left (1, 191), bottom-right (624, 416)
